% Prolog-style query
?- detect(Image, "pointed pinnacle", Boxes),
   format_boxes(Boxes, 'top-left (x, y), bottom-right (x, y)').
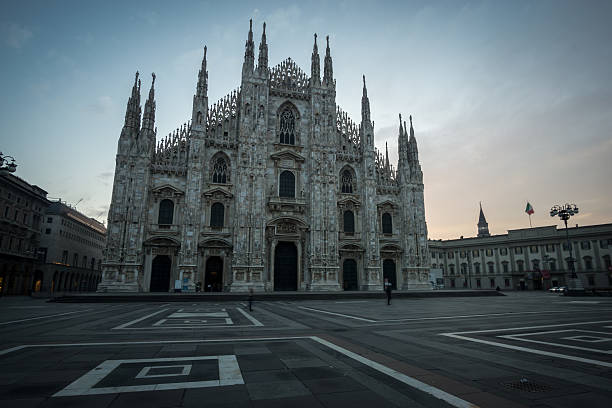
top-left (263, 22), bottom-right (266, 35)
top-left (151, 72), bottom-right (156, 86)
top-left (326, 35), bottom-right (330, 50)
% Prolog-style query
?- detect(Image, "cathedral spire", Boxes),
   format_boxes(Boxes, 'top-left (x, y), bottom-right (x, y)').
top-left (242, 19), bottom-right (255, 75)
top-left (408, 115), bottom-right (419, 163)
top-left (477, 202), bottom-right (490, 237)
top-left (257, 22), bottom-right (268, 73)
top-left (385, 142), bottom-right (390, 170)
top-left (323, 35), bottom-right (334, 87)
top-left (311, 33), bottom-right (320, 86)
top-left (123, 71), bottom-right (142, 130)
top-left (361, 74), bottom-right (371, 124)
top-left (196, 46), bottom-right (208, 98)
top-left (398, 113), bottom-right (409, 166)
top-left (142, 73), bottom-right (156, 131)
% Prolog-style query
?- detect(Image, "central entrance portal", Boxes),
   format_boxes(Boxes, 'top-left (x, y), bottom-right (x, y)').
top-left (205, 256), bottom-right (223, 292)
top-left (274, 241), bottom-right (297, 291)
top-left (150, 255), bottom-right (171, 292)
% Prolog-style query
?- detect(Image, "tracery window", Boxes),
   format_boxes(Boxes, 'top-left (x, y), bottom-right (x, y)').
top-left (210, 203), bottom-right (224, 228)
top-left (382, 212), bottom-right (392, 234)
top-left (279, 109), bottom-right (295, 145)
top-left (212, 157), bottom-right (228, 184)
top-left (158, 199), bottom-right (174, 225)
top-left (341, 170), bottom-right (354, 193)
top-left (343, 210), bottom-right (354, 234)
top-left (279, 171), bottom-right (295, 198)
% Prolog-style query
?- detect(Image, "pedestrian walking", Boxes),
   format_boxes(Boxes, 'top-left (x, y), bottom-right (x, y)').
top-left (384, 278), bottom-right (392, 305)
top-left (248, 288), bottom-right (254, 312)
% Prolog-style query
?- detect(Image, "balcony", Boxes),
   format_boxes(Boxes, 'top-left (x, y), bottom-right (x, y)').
top-left (149, 224), bottom-right (180, 234)
top-left (267, 196), bottom-right (307, 214)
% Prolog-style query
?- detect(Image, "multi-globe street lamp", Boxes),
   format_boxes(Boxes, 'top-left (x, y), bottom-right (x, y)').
top-left (0, 152), bottom-right (17, 174)
top-left (550, 203), bottom-right (580, 291)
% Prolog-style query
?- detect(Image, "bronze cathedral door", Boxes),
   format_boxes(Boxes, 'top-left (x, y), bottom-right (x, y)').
top-left (274, 242), bottom-right (297, 291)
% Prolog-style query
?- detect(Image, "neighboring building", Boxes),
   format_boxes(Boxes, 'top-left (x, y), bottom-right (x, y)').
top-left (38, 200), bottom-right (106, 293)
top-left (98, 21), bottom-right (429, 293)
top-left (0, 172), bottom-right (49, 295)
top-left (429, 207), bottom-right (612, 291)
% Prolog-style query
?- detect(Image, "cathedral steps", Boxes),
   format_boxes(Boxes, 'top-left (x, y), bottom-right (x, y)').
top-left (47, 290), bottom-right (503, 303)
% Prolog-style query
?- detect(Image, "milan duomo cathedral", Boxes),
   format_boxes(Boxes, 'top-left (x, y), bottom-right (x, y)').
top-left (97, 21), bottom-right (429, 293)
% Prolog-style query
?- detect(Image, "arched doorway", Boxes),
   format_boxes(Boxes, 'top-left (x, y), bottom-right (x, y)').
top-left (205, 256), bottom-right (223, 292)
top-left (343, 259), bottom-right (358, 290)
top-left (150, 255), bottom-right (171, 292)
top-left (32, 270), bottom-right (43, 293)
top-left (274, 242), bottom-right (297, 291)
top-left (383, 259), bottom-right (397, 290)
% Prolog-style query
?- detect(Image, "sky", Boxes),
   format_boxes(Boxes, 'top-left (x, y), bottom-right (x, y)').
top-left (1, 0), bottom-right (611, 240)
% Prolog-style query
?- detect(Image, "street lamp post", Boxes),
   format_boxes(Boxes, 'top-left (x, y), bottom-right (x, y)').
top-left (0, 152), bottom-right (18, 174)
top-left (550, 203), bottom-right (581, 292)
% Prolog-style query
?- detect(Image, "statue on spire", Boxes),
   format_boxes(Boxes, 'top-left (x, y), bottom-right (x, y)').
top-left (196, 46), bottom-right (208, 97)
top-left (257, 22), bottom-right (268, 73)
top-left (242, 19), bottom-right (255, 75)
top-left (311, 33), bottom-right (320, 86)
top-left (323, 35), bottom-right (333, 87)
top-left (361, 74), bottom-right (371, 123)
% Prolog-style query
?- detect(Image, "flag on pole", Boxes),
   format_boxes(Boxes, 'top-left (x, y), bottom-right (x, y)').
top-left (525, 202), bottom-right (534, 215)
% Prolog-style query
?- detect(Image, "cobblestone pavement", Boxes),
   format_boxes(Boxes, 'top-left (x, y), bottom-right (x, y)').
top-left (1, 292), bottom-right (611, 407)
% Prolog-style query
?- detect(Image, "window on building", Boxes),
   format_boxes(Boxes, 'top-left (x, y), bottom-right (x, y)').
top-left (448, 252), bottom-right (454, 259)
top-left (432, 263), bottom-right (437, 269)
top-left (504, 278), bottom-right (510, 287)
top-left (488, 262), bottom-right (494, 274)
top-left (463, 280), bottom-right (468, 288)
top-left (581, 241), bottom-right (591, 250)
top-left (343, 210), bottom-right (355, 234)
top-left (476, 279), bottom-right (481, 288)
top-left (517, 260), bottom-right (524, 272)
top-left (490, 278), bottom-right (495, 288)
top-left (474, 262), bottom-right (480, 274)
top-left (73, 253), bottom-right (78, 266)
top-left (600, 240), bottom-right (612, 249)
top-left (500, 248), bottom-right (508, 256)
top-left (514, 247), bottom-right (523, 255)
top-left (584, 256), bottom-right (593, 270)
top-left (210, 203), bottom-right (224, 228)
top-left (546, 244), bottom-right (555, 252)
top-left (461, 263), bottom-right (467, 274)
top-left (47, 217), bottom-right (52, 223)
top-left (212, 157), bottom-right (229, 184)
top-left (449, 264), bottom-right (455, 275)
top-left (341, 170), bottom-right (354, 193)
top-left (565, 257), bottom-right (574, 270)
top-left (62, 250), bottom-right (68, 264)
top-left (460, 251), bottom-right (466, 258)
top-left (549, 260), bottom-right (556, 271)
top-left (22, 213), bottom-right (27, 224)
top-left (45, 228), bottom-right (51, 234)
top-left (530, 245), bottom-right (538, 253)
top-left (472, 250), bottom-right (479, 257)
top-left (158, 199), bottom-right (174, 225)
top-left (82, 256), bottom-right (87, 268)
top-left (486, 249), bottom-right (493, 257)
top-left (4, 206), bottom-right (8, 218)
top-left (588, 275), bottom-right (595, 286)
top-left (603, 255), bottom-right (611, 269)
top-left (279, 109), bottom-right (296, 145)
top-left (532, 260), bottom-right (540, 271)
top-left (450, 278), bottom-right (455, 288)
top-left (382, 213), bottom-right (392, 234)
top-left (562, 242), bottom-right (571, 251)
top-left (279, 171), bottom-right (295, 198)
top-left (91, 258), bottom-right (95, 270)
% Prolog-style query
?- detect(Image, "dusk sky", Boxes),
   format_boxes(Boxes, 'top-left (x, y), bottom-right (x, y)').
top-left (1, 0), bottom-right (611, 240)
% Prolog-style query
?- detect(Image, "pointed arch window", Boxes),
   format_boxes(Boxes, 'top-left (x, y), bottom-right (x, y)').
top-left (212, 157), bottom-right (228, 184)
top-left (382, 212), bottom-right (392, 234)
top-left (279, 109), bottom-right (295, 145)
top-left (158, 199), bottom-right (174, 225)
top-left (341, 170), bottom-right (354, 193)
top-left (279, 171), bottom-right (295, 198)
top-left (343, 210), bottom-right (355, 234)
top-left (210, 203), bottom-right (224, 228)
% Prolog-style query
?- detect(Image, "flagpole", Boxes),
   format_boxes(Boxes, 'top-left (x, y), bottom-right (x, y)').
top-left (529, 213), bottom-right (532, 228)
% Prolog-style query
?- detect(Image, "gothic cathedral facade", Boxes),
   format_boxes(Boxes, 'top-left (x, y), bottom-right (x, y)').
top-left (98, 21), bottom-right (429, 293)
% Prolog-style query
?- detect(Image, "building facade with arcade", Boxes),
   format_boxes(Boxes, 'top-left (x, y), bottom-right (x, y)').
top-left (98, 21), bottom-right (429, 293)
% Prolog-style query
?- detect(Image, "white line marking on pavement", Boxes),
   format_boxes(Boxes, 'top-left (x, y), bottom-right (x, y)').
top-left (236, 307), bottom-right (263, 326)
top-left (0, 309), bottom-right (93, 326)
top-left (53, 355), bottom-right (243, 396)
top-left (112, 309), bottom-right (168, 330)
top-left (6, 336), bottom-right (479, 407)
top-left (298, 306), bottom-right (377, 322)
top-left (498, 330), bottom-right (612, 354)
top-left (383, 309), bottom-right (612, 323)
top-left (311, 337), bottom-right (479, 408)
top-left (441, 320), bottom-right (612, 368)
top-left (334, 301), bottom-right (368, 304)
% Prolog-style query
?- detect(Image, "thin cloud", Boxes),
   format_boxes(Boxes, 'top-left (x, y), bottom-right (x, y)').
top-left (2, 22), bottom-right (32, 49)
